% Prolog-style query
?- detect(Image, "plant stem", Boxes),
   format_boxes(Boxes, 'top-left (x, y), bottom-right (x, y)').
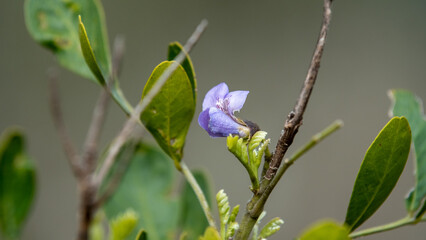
top-left (181, 162), bottom-right (217, 228)
top-left (234, 119), bottom-right (342, 240)
top-left (264, 0), bottom-right (334, 181)
top-left (234, 2), bottom-right (334, 239)
top-left (254, 119), bottom-right (343, 212)
top-left (349, 216), bottom-right (426, 238)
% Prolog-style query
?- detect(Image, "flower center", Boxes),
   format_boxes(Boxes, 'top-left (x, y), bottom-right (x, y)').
top-left (216, 98), bottom-right (230, 115)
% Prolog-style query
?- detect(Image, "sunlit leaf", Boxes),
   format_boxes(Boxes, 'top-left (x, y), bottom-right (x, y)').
top-left (258, 217), bottom-right (284, 240)
top-left (89, 211), bottom-right (106, 240)
top-left (0, 128), bottom-right (36, 238)
top-left (110, 209), bottom-right (139, 240)
top-left (140, 61), bottom-right (195, 168)
top-left (199, 227), bottom-right (221, 240)
top-left (299, 220), bottom-right (350, 240)
top-left (389, 89), bottom-right (426, 213)
top-left (345, 117), bottom-right (411, 231)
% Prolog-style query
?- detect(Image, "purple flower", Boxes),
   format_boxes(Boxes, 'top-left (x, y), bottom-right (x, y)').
top-left (198, 82), bottom-right (251, 138)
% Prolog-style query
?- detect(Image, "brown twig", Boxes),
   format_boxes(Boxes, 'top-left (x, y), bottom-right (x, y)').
top-left (111, 35), bottom-right (126, 80)
top-left (81, 36), bottom-right (125, 173)
top-left (48, 71), bottom-right (83, 178)
top-left (264, 0), bottom-right (333, 181)
top-left (82, 89), bottom-right (110, 173)
top-left (251, 120), bottom-right (342, 216)
top-left (92, 140), bottom-right (137, 209)
top-left (76, 36), bottom-right (127, 240)
top-left (234, 1), bottom-right (333, 239)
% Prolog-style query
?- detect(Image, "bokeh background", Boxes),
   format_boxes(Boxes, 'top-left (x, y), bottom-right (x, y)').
top-left (1, 0), bottom-right (426, 239)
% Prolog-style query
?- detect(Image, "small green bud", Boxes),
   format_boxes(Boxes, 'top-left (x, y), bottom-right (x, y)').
top-left (258, 217), bottom-right (284, 240)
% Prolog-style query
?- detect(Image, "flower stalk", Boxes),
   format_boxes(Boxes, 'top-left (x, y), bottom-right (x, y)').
top-left (349, 215), bottom-right (426, 238)
top-left (181, 162), bottom-right (217, 228)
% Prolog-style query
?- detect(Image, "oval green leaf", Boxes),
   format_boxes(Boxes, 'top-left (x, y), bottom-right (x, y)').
top-left (0, 128), bottom-right (36, 238)
top-left (345, 117), bottom-right (411, 231)
top-left (168, 42), bottom-right (197, 101)
top-left (104, 143), bottom-right (179, 240)
top-left (389, 89), bottom-right (426, 213)
top-left (199, 227), bottom-right (221, 240)
top-left (24, 0), bottom-right (111, 83)
top-left (140, 61), bottom-right (195, 168)
top-left (110, 209), bottom-right (139, 240)
top-left (299, 220), bottom-right (350, 240)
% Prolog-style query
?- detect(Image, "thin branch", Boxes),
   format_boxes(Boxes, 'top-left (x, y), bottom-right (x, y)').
top-left (48, 71), bottom-right (83, 177)
top-left (260, 146), bottom-right (272, 179)
top-left (82, 89), bottom-right (110, 173)
top-left (234, 1), bottom-right (333, 239)
top-left (82, 37), bottom-right (125, 173)
top-left (181, 162), bottom-right (217, 228)
top-left (349, 215), bottom-right (426, 239)
top-left (264, 0), bottom-right (333, 181)
top-left (251, 120), bottom-right (342, 215)
top-left (77, 37), bottom-right (127, 240)
top-left (93, 19), bottom-right (208, 187)
top-left (111, 35), bottom-right (125, 80)
top-left (93, 140), bottom-right (137, 209)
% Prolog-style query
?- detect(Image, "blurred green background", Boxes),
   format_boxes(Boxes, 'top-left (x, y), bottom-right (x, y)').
top-left (1, 0), bottom-right (426, 239)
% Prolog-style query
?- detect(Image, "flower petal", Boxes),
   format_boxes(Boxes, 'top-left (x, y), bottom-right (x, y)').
top-left (208, 108), bottom-right (242, 137)
top-left (202, 82), bottom-right (229, 111)
top-left (198, 109), bottom-right (211, 133)
top-left (225, 90), bottom-right (249, 114)
top-left (198, 108), bottom-right (223, 137)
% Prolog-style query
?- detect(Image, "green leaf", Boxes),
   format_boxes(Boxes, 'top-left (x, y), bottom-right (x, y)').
top-left (78, 16), bottom-right (106, 85)
top-left (216, 190), bottom-right (230, 240)
top-left (0, 128), bottom-right (36, 238)
top-left (248, 131), bottom-right (270, 182)
top-left (344, 117), bottom-right (411, 232)
top-left (226, 205), bottom-right (239, 239)
top-left (227, 135), bottom-right (249, 166)
top-left (110, 209), bottom-right (139, 240)
top-left (227, 132), bottom-right (270, 191)
top-left (415, 199), bottom-right (426, 219)
top-left (179, 171), bottom-right (212, 240)
top-left (168, 42), bottom-right (197, 101)
top-left (89, 211), bottom-right (106, 240)
top-left (24, 0), bottom-right (111, 83)
top-left (104, 143), bottom-right (179, 240)
top-left (24, 0), bottom-right (134, 114)
top-left (299, 220), bottom-right (350, 240)
top-left (258, 217), bottom-right (284, 240)
top-left (140, 61), bottom-right (195, 168)
top-left (389, 89), bottom-right (426, 212)
top-left (228, 205), bottom-right (240, 225)
top-left (405, 188), bottom-right (415, 212)
top-left (136, 230), bottom-right (148, 240)
top-left (198, 227), bottom-right (221, 240)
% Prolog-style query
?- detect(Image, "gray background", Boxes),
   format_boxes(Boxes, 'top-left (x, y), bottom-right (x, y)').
top-left (1, 0), bottom-right (426, 239)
